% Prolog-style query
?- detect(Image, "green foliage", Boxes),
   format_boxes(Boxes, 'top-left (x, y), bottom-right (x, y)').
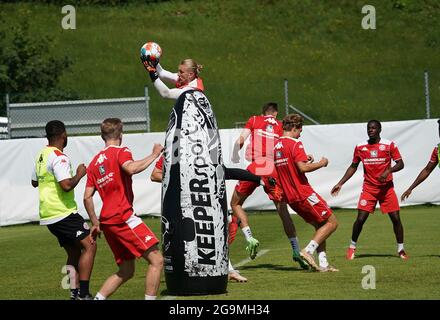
top-left (0, 18), bottom-right (78, 116)
top-left (0, 0), bottom-right (439, 127)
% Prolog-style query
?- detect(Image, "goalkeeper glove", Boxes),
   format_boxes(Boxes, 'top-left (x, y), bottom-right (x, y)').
top-left (140, 56), bottom-right (158, 82)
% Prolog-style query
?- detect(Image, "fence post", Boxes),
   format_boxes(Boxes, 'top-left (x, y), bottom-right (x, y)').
top-left (424, 70), bottom-right (430, 119)
top-left (144, 86), bottom-right (150, 132)
top-left (6, 93), bottom-right (11, 139)
top-left (284, 79), bottom-right (289, 116)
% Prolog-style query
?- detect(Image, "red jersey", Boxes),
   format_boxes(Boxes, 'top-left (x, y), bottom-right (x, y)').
top-left (176, 78), bottom-right (204, 91)
top-left (155, 155), bottom-right (164, 170)
top-left (86, 145), bottom-right (134, 225)
top-left (244, 115), bottom-right (283, 162)
top-left (274, 136), bottom-right (314, 202)
top-left (352, 139), bottom-right (402, 187)
top-left (429, 146), bottom-right (439, 164)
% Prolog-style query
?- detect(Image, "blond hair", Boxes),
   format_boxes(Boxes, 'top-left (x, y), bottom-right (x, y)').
top-left (101, 118), bottom-right (123, 141)
top-left (282, 114), bottom-right (304, 131)
top-left (180, 59), bottom-right (203, 77)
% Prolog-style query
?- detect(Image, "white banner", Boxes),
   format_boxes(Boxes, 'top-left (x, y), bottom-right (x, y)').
top-left (0, 119), bottom-right (439, 226)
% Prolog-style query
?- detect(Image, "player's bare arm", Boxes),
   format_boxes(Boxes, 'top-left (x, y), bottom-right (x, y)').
top-left (379, 159), bottom-right (404, 182)
top-left (58, 164), bottom-right (87, 192)
top-left (122, 143), bottom-right (163, 175)
top-left (331, 162), bottom-right (359, 196)
top-left (401, 161), bottom-right (437, 201)
top-left (83, 186), bottom-right (101, 244)
top-left (296, 157), bottom-right (328, 173)
top-left (231, 128), bottom-right (251, 163)
top-left (150, 167), bottom-right (163, 183)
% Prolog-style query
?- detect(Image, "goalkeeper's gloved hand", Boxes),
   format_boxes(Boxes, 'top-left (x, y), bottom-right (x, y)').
top-left (140, 55), bottom-right (158, 82)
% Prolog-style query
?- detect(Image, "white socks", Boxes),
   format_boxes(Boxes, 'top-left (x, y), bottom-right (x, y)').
top-left (305, 240), bottom-right (319, 254)
top-left (349, 240), bottom-right (356, 249)
top-left (145, 295), bottom-right (157, 300)
top-left (94, 292), bottom-right (106, 300)
top-left (241, 226), bottom-right (253, 241)
top-left (397, 243), bottom-right (404, 252)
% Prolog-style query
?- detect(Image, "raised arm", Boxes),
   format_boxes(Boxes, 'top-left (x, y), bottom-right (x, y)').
top-left (296, 157), bottom-right (329, 174)
top-left (122, 144), bottom-right (163, 176)
top-left (59, 164), bottom-right (87, 192)
top-left (156, 63), bottom-right (178, 83)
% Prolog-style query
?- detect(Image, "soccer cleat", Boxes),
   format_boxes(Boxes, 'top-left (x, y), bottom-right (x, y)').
top-left (300, 249), bottom-right (319, 271)
top-left (76, 294), bottom-right (94, 300)
top-left (246, 237), bottom-right (260, 260)
top-left (319, 265), bottom-right (340, 272)
top-left (346, 247), bottom-right (356, 260)
top-left (228, 271), bottom-right (248, 283)
top-left (398, 250), bottom-right (409, 260)
top-left (292, 250), bottom-right (309, 270)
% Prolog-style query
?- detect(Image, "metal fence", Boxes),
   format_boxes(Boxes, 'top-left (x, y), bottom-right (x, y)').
top-left (5, 87), bottom-right (150, 139)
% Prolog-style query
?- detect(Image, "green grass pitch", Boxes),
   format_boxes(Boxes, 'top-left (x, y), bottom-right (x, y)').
top-left (0, 206), bottom-right (439, 300)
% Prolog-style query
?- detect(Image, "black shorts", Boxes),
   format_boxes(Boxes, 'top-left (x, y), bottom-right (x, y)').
top-left (47, 213), bottom-right (90, 247)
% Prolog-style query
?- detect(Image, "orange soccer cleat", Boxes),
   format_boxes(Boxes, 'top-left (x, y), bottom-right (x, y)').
top-left (346, 247), bottom-right (356, 260)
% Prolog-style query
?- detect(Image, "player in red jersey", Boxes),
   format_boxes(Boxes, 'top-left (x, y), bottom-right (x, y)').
top-left (274, 114), bottom-right (339, 272)
top-left (401, 119), bottom-right (440, 201)
top-left (141, 56), bottom-right (204, 99)
top-left (331, 120), bottom-right (407, 260)
top-left (150, 155), bottom-right (276, 281)
top-left (231, 103), bottom-right (308, 270)
top-left (83, 118), bottom-right (164, 300)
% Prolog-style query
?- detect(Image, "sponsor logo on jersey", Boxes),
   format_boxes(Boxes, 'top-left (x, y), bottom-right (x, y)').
top-left (76, 230), bottom-right (84, 237)
top-left (145, 235), bottom-right (153, 243)
top-left (361, 147), bottom-right (368, 151)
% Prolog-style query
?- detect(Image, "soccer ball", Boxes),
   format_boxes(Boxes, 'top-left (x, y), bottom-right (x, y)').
top-left (140, 42), bottom-right (162, 63)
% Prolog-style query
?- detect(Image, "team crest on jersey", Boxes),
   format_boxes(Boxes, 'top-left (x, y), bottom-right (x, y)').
top-left (276, 150), bottom-right (283, 158)
top-left (266, 124), bottom-right (274, 133)
top-left (370, 150), bottom-right (378, 158)
top-left (379, 145), bottom-right (386, 151)
top-left (99, 165), bottom-right (105, 176)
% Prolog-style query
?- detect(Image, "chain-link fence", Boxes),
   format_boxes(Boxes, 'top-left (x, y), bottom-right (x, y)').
top-left (4, 88), bottom-right (151, 139)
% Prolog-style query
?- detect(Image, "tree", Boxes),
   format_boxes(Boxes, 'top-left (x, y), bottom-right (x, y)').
top-left (0, 19), bottom-right (78, 116)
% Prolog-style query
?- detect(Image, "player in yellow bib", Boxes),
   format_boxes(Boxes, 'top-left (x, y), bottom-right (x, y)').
top-left (31, 120), bottom-right (96, 300)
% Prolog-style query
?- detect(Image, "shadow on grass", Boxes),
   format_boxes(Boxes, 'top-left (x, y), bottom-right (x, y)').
top-left (240, 264), bottom-right (306, 272)
top-left (355, 254), bottom-right (397, 258)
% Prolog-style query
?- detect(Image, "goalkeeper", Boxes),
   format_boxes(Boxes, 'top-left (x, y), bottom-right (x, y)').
top-left (141, 54), bottom-right (204, 100)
